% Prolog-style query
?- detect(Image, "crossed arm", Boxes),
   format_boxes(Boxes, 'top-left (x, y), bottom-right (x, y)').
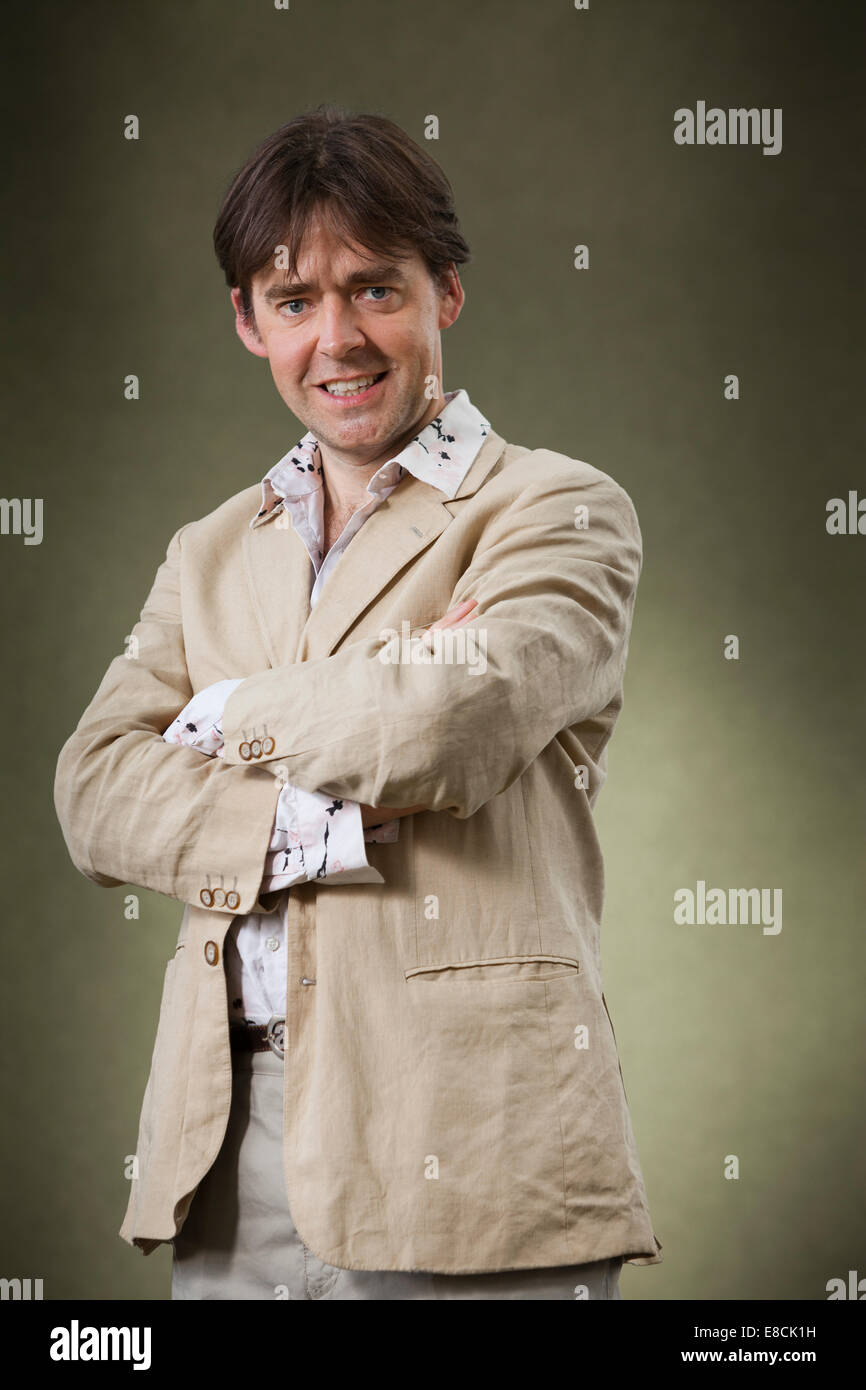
top-left (161, 600), bottom-right (478, 894)
top-left (54, 466), bottom-right (641, 912)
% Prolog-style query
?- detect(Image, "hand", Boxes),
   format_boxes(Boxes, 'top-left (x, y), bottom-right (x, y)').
top-left (419, 596), bottom-right (478, 649)
top-left (360, 596), bottom-right (478, 825)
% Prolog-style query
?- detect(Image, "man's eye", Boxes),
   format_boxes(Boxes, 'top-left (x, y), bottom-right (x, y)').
top-left (277, 288), bottom-right (391, 315)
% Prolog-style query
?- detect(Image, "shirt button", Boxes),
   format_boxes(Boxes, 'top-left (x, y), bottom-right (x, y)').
top-left (265, 936), bottom-right (280, 952)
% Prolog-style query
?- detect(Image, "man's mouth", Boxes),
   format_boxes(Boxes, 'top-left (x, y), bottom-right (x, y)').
top-left (315, 371), bottom-right (388, 401)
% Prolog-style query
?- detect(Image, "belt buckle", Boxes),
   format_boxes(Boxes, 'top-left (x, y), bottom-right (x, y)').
top-left (265, 1014), bottom-right (286, 1059)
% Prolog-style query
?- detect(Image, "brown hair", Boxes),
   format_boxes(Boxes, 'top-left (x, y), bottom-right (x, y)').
top-left (213, 104), bottom-right (472, 330)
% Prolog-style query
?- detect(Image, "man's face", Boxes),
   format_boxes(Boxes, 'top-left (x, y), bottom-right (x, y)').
top-left (231, 212), bottom-right (464, 466)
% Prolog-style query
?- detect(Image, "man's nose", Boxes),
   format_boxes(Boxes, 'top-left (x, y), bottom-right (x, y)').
top-left (315, 296), bottom-right (366, 357)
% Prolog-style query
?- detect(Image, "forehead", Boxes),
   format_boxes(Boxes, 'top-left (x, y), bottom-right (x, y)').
top-left (253, 218), bottom-right (424, 295)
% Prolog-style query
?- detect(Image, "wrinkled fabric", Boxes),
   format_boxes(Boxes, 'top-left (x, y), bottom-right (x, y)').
top-left (54, 408), bottom-right (663, 1273)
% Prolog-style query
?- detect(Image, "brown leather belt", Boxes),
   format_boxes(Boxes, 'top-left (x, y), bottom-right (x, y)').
top-left (230, 1014), bottom-right (286, 1058)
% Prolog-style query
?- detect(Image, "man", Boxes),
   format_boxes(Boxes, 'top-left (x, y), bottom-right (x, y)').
top-left (54, 105), bottom-right (662, 1300)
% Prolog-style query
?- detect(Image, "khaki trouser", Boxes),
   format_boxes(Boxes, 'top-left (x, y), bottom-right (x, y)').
top-left (171, 1046), bottom-right (624, 1301)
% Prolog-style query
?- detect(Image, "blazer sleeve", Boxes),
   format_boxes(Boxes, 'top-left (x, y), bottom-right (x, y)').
top-left (220, 462), bottom-right (643, 820)
top-left (53, 523), bottom-right (283, 910)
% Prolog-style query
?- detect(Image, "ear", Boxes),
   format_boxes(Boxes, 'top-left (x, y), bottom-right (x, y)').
top-left (437, 262), bottom-right (464, 332)
top-left (230, 287), bottom-right (269, 358)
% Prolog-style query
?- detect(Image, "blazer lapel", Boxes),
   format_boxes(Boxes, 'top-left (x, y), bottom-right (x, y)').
top-left (243, 426), bottom-right (508, 667)
top-left (241, 512), bottom-right (313, 670)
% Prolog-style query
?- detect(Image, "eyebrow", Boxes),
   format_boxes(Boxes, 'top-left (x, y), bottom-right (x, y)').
top-left (261, 262), bottom-right (409, 303)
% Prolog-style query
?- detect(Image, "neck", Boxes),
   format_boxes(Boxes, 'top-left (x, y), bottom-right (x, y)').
top-left (319, 390), bottom-right (447, 513)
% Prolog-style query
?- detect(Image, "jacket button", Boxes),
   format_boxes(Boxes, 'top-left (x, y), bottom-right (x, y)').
top-left (204, 941), bottom-right (219, 966)
top-left (226, 890), bottom-right (240, 910)
top-left (212, 888), bottom-right (226, 907)
top-left (200, 888), bottom-right (213, 907)
top-left (250, 739), bottom-right (262, 759)
top-left (262, 737), bottom-right (275, 755)
top-left (239, 741), bottom-right (252, 760)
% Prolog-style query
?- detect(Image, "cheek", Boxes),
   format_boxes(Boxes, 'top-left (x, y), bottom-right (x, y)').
top-left (267, 345), bottom-right (303, 386)
top-left (373, 312), bottom-right (430, 350)
top-left (383, 331), bottom-right (431, 372)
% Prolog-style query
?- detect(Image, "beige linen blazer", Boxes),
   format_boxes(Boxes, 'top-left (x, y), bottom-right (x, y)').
top-left (54, 423), bottom-right (663, 1273)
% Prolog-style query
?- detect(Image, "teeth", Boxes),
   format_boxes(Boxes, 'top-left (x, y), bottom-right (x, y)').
top-left (324, 374), bottom-right (379, 396)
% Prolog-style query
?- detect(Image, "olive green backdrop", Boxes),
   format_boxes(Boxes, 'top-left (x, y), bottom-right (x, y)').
top-left (1, 0), bottom-right (862, 1300)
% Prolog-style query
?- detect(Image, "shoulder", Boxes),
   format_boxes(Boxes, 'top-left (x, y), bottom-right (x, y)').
top-left (172, 482), bottom-right (264, 556)
top-left (487, 437), bottom-right (641, 535)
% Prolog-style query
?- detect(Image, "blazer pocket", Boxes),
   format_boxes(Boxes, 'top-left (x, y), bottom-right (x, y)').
top-left (404, 954), bottom-right (579, 984)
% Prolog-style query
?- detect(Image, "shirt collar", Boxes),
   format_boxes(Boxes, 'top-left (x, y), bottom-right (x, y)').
top-left (251, 388), bottom-right (491, 527)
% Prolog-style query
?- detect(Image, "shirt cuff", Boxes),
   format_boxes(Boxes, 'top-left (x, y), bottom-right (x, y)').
top-left (278, 781), bottom-right (385, 886)
top-left (364, 818), bottom-right (400, 844)
top-left (161, 677), bottom-right (244, 749)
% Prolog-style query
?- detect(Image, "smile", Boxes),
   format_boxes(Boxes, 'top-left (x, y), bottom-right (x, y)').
top-left (316, 371), bottom-right (388, 404)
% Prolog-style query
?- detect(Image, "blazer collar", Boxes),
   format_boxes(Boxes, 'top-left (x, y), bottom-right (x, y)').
top-left (242, 423), bottom-right (508, 666)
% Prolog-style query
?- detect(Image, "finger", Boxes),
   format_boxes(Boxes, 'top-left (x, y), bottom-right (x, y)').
top-left (418, 599), bottom-right (478, 649)
top-left (429, 598), bottom-right (477, 630)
